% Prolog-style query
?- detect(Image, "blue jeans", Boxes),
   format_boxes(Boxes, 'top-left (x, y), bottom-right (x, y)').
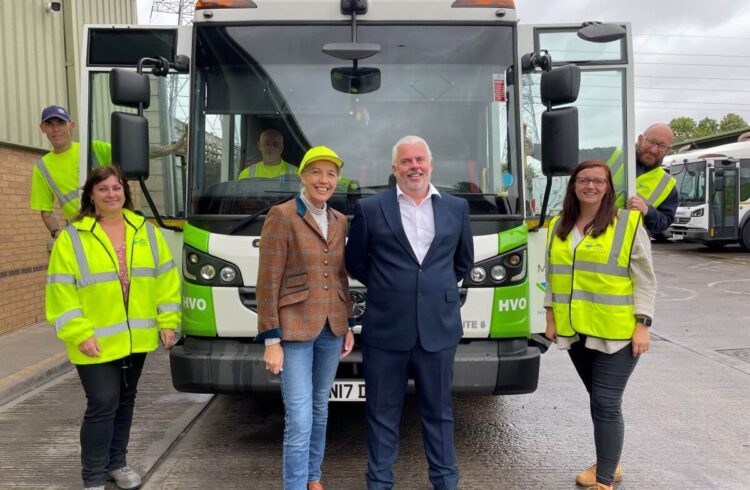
top-left (280, 324), bottom-right (343, 490)
top-left (75, 353), bottom-right (146, 486)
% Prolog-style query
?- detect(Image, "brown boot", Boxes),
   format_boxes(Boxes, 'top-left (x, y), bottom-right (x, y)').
top-left (585, 484), bottom-right (613, 490)
top-left (575, 463), bottom-right (622, 486)
top-left (307, 482), bottom-right (324, 490)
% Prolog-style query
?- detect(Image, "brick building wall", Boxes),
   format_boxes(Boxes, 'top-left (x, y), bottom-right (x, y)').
top-left (0, 144), bottom-right (65, 335)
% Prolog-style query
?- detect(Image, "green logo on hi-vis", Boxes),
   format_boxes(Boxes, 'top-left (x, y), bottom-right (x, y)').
top-left (133, 238), bottom-right (148, 246)
top-left (536, 281), bottom-right (547, 292)
top-left (583, 242), bottom-right (605, 251)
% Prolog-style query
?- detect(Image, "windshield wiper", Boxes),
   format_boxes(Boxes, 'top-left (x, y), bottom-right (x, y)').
top-left (227, 194), bottom-right (296, 235)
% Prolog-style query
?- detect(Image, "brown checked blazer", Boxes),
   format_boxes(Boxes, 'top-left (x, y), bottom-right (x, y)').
top-left (256, 196), bottom-right (353, 342)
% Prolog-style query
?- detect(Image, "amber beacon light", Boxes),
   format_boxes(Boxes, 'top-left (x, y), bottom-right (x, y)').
top-left (196, 0), bottom-right (257, 9)
top-left (451, 0), bottom-right (516, 7)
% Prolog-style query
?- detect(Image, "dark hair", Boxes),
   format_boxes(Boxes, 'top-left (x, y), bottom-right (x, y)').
top-left (73, 165), bottom-right (134, 222)
top-left (556, 160), bottom-right (616, 240)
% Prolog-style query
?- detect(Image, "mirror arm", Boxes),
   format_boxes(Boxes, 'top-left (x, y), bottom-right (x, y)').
top-left (530, 175), bottom-right (553, 232)
top-left (139, 177), bottom-right (181, 232)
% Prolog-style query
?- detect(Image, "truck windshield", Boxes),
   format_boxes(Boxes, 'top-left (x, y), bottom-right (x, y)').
top-left (670, 161), bottom-right (706, 204)
top-left (189, 23), bottom-right (518, 219)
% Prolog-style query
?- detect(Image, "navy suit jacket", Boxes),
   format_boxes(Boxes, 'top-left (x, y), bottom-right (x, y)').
top-left (345, 187), bottom-right (474, 352)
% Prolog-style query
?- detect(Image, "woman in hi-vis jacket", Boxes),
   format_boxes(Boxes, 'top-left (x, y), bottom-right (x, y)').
top-left (46, 165), bottom-right (180, 490)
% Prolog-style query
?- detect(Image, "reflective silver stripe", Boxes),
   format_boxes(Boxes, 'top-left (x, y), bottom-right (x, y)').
top-left (645, 172), bottom-right (672, 206)
top-left (77, 271), bottom-right (120, 288)
top-left (158, 259), bottom-right (176, 275)
top-left (66, 226), bottom-right (91, 276)
top-left (551, 293), bottom-right (571, 304)
top-left (55, 308), bottom-right (83, 332)
top-left (549, 264), bottom-right (572, 275)
top-left (129, 319), bottom-right (156, 329)
top-left (157, 303), bottom-right (181, 314)
top-left (607, 209), bottom-right (632, 266)
top-left (145, 222), bottom-right (160, 271)
top-left (36, 159), bottom-right (78, 206)
top-left (131, 267), bottom-right (156, 278)
top-left (95, 322), bottom-right (129, 338)
top-left (610, 157), bottom-right (623, 178)
top-left (573, 261), bottom-right (631, 277)
top-left (571, 290), bottom-right (634, 306)
top-left (47, 273), bottom-right (76, 285)
top-left (548, 218), bottom-right (562, 259)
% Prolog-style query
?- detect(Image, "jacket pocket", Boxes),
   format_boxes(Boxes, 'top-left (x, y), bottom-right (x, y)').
top-left (286, 273), bottom-right (308, 288)
top-left (445, 289), bottom-right (459, 303)
top-left (279, 289), bottom-right (310, 307)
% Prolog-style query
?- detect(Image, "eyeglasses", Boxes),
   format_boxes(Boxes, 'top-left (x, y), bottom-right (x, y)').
top-left (643, 137), bottom-right (670, 151)
top-left (575, 177), bottom-right (608, 187)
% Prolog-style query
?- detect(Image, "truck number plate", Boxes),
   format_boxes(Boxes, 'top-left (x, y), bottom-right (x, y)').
top-left (330, 380), bottom-right (366, 401)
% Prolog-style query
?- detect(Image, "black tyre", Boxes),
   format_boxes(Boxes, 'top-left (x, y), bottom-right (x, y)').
top-left (740, 222), bottom-right (750, 251)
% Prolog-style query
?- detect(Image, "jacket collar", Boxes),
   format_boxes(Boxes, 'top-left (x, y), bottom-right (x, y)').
top-left (295, 194), bottom-right (339, 243)
top-left (72, 208), bottom-right (146, 232)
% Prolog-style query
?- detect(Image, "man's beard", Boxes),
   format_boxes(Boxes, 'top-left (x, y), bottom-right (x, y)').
top-left (636, 148), bottom-right (663, 167)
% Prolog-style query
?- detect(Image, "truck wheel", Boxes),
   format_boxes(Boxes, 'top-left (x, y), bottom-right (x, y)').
top-left (740, 222), bottom-right (750, 251)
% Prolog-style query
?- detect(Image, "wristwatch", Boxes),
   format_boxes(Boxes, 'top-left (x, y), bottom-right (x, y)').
top-left (636, 315), bottom-right (652, 327)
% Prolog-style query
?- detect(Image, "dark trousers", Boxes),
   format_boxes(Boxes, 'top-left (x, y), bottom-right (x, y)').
top-left (75, 353), bottom-right (146, 486)
top-left (568, 338), bottom-right (639, 486)
top-left (363, 342), bottom-right (459, 490)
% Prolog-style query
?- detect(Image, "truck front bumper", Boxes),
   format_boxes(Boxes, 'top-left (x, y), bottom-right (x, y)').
top-left (170, 336), bottom-right (539, 396)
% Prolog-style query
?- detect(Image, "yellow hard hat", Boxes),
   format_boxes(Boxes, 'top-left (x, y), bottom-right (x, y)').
top-left (299, 146), bottom-right (343, 173)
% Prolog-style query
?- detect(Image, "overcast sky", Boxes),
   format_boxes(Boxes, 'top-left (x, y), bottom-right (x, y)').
top-left (137, 0), bottom-right (750, 137)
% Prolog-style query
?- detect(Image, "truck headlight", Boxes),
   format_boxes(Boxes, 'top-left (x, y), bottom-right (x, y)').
top-left (200, 264), bottom-right (216, 280)
top-left (219, 266), bottom-right (237, 283)
top-left (470, 266), bottom-right (487, 283)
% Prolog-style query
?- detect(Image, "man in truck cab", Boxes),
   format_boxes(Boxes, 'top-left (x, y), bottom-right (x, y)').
top-left (238, 129), bottom-right (299, 179)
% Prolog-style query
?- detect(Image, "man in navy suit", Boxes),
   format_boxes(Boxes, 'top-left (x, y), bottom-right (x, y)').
top-left (346, 135), bottom-right (474, 490)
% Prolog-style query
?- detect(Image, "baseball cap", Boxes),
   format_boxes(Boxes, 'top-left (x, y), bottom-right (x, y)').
top-left (298, 146), bottom-right (343, 173)
top-left (41, 105), bottom-right (71, 123)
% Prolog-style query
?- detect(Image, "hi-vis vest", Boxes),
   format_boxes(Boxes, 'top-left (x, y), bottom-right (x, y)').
top-left (33, 141), bottom-right (111, 220)
top-left (547, 209), bottom-right (641, 340)
top-left (46, 209), bottom-right (180, 365)
top-left (609, 147), bottom-right (676, 210)
top-left (237, 159), bottom-right (298, 179)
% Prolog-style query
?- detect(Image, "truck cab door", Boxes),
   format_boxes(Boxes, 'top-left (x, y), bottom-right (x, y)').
top-left (520, 23), bottom-right (635, 335)
top-left (709, 161), bottom-right (740, 240)
top-left (79, 25), bottom-right (192, 222)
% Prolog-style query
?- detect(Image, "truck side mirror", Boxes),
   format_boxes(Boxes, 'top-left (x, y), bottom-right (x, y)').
top-left (540, 64), bottom-right (581, 176)
top-left (112, 112), bottom-right (149, 179)
top-left (110, 68), bottom-right (150, 109)
top-left (542, 108), bottom-right (579, 176)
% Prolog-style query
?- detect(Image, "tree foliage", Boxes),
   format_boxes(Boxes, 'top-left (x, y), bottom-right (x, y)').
top-left (670, 113), bottom-right (748, 143)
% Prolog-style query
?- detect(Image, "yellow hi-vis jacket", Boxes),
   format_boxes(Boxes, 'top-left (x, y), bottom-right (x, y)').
top-left (30, 141), bottom-right (112, 220)
top-left (546, 209), bottom-right (641, 340)
top-left (46, 209), bottom-right (180, 365)
top-left (609, 147), bottom-right (676, 210)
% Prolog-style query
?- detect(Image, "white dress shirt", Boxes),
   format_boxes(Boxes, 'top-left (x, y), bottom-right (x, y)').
top-left (396, 183), bottom-right (441, 264)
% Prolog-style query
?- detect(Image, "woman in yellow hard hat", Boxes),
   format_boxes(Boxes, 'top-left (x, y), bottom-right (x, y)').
top-left (256, 146), bottom-right (355, 490)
